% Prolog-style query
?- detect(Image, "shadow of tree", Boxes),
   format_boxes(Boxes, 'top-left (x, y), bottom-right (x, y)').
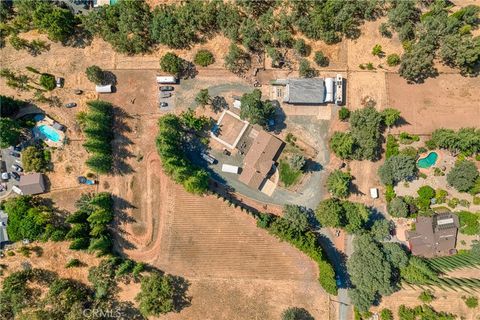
top-left (317, 233), bottom-right (351, 289)
top-left (112, 106), bottom-right (135, 176)
top-left (111, 194), bottom-right (137, 252)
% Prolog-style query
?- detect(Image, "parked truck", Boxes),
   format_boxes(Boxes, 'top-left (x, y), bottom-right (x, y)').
top-left (221, 164), bottom-right (240, 174)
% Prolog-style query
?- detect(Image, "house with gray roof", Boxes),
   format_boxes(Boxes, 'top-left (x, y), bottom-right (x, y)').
top-left (406, 213), bottom-right (459, 258)
top-left (272, 78), bottom-right (335, 105)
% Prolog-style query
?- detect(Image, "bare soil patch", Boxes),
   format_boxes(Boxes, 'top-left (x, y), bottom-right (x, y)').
top-left (386, 73), bottom-right (480, 134)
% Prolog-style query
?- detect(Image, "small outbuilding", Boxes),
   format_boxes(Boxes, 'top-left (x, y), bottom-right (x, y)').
top-left (95, 84), bottom-right (112, 93)
top-left (222, 164), bottom-right (240, 174)
top-left (370, 188), bottom-right (379, 199)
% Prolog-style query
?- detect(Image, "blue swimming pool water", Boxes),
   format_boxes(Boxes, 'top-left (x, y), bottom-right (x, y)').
top-left (417, 152), bottom-right (438, 168)
top-left (37, 125), bottom-right (61, 143)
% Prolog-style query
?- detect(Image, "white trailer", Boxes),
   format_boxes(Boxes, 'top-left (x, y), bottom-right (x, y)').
top-left (370, 188), bottom-right (379, 199)
top-left (222, 164), bottom-right (240, 174)
top-left (335, 74), bottom-right (343, 105)
top-left (95, 84), bottom-right (112, 93)
top-left (156, 76), bottom-right (177, 84)
top-left (324, 78), bottom-right (334, 102)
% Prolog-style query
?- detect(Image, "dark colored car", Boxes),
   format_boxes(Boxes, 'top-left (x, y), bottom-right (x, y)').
top-left (159, 102), bottom-right (168, 108)
top-left (65, 102), bottom-right (77, 108)
top-left (73, 89), bottom-right (83, 95)
top-left (9, 151), bottom-right (20, 158)
top-left (11, 171), bottom-right (20, 181)
top-left (11, 164), bottom-right (23, 172)
top-left (159, 86), bottom-right (174, 91)
top-left (160, 92), bottom-right (172, 98)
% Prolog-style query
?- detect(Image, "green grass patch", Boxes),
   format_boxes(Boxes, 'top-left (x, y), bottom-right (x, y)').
top-left (279, 160), bottom-right (302, 187)
top-left (458, 211), bottom-right (480, 235)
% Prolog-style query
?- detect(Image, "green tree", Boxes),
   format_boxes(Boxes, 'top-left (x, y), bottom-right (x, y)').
top-left (282, 205), bottom-right (310, 232)
top-left (400, 256), bottom-right (438, 285)
top-left (39, 73), bottom-right (55, 91)
top-left (419, 290), bottom-right (435, 303)
top-left (343, 201), bottom-right (370, 234)
top-left (330, 131), bottom-right (354, 159)
top-left (0, 118), bottom-right (21, 148)
top-left (347, 234), bottom-right (394, 312)
top-left (326, 170), bottom-right (352, 198)
top-left (85, 65), bottom-right (105, 85)
top-left (386, 53), bottom-right (401, 66)
top-left (239, 89), bottom-right (275, 127)
top-left (315, 198), bottom-right (343, 228)
top-left (21, 145), bottom-right (50, 172)
top-left (463, 296), bottom-right (478, 309)
top-left (266, 46), bottom-right (284, 68)
top-left (370, 219), bottom-right (392, 242)
top-left (314, 51), bottom-right (329, 67)
top-left (338, 107), bottom-right (350, 121)
top-left (281, 307), bottom-right (314, 320)
top-left (388, 197), bottom-right (409, 218)
top-left (447, 160), bottom-right (479, 192)
top-left (224, 43), bottom-right (251, 74)
top-left (0, 95), bottom-right (25, 117)
top-left (294, 38), bottom-right (310, 56)
top-left (380, 308), bottom-right (393, 320)
top-left (378, 155), bottom-right (417, 185)
top-left (288, 154), bottom-right (306, 171)
top-left (194, 49), bottom-right (215, 67)
top-left (135, 272), bottom-right (175, 316)
top-left (195, 89), bottom-right (210, 107)
top-left (298, 59), bottom-right (316, 78)
top-left (381, 108), bottom-right (401, 128)
top-left (349, 106), bottom-right (383, 160)
top-left (32, 2), bottom-right (76, 42)
top-left (160, 52), bottom-right (182, 76)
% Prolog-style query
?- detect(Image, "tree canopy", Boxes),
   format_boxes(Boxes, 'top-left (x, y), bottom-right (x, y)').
top-left (0, 118), bottom-right (21, 148)
top-left (326, 170), bottom-right (352, 198)
top-left (378, 155), bottom-right (417, 186)
top-left (447, 160), bottom-right (479, 192)
top-left (239, 89), bottom-right (275, 128)
top-left (315, 198), bottom-right (370, 234)
top-left (135, 272), bottom-right (175, 316)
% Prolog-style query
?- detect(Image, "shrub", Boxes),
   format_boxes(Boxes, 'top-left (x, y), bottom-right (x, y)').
top-left (385, 185), bottom-right (396, 202)
top-left (380, 308), bottom-right (393, 320)
top-left (473, 196), bottom-right (480, 205)
top-left (294, 38), bottom-right (311, 57)
top-left (372, 44), bottom-right (383, 56)
top-left (65, 258), bottom-right (82, 268)
top-left (447, 160), bottom-right (479, 192)
top-left (194, 49), bottom-right (215, 67)
top-left (379, 23), bottom-right (392, 38)
top-left (448, 198), bottom-right (459, 209)
top-left (366, 62), bottom-right (375, 70)
top-left (338, 107), bottom-right (350, 121)
top-left (281, 307), bottom-right (314, 320)
top-left (386, 135), bottom-right (399, 159)
top-left (21, 145), bottom-right (50, 172)
top-left (327, 170), bottom-right (352, 198)
top-left (417, 185), bottom-right (435, 200)
top-left (279, 160), bottom-right (302, 187)
top-left (458, 211), bottom-right (479, 235)
top-left (288, 154), bottom-right (306, 171)
top-left (135, 272), bottom-right (175, 316)
top-left (160, 52), bottom-right (182, 75)
top-left (463, 296), bottom-right (478, 308)
top-left (388, 197), bottom-right (409, 218)
top-left (299, 59), bottom-right (316, 78)
top-left (39, 73), bottom-right (55, 90)
top-left (387, 54), bottom-right (401, 66)
top-left (419, 290), bottom-right (435, 303)
top-left (85, 65), bottom-right (105, 85)
top-left (435, 189), bottom-right (448, 204)
top-left (314, 51), bottom-right (329, 67)
top-left (224, 43), bottom-right (251, 74)
top-left (399, 132), bottom-right (420, 144)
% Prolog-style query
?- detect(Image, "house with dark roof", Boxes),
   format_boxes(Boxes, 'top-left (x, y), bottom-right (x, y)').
top-left (238, 130), bottom-right (284, 190)
top-left (406, 213), bottom-right (459, 258)
top-left (15, 173), bottom-right (46, 195)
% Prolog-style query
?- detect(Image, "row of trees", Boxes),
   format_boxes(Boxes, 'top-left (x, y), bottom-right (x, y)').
top-left (256, 205), bottom-right (337, 295)
top-left (81, 100), bottom-right (114, 174)
top-left (156, 113), bottom-right (210, 194)
top-left (330, 107), bottom-right (401, 161)
top-left (427, 128), bottom-right (480, 156)
top-left (66, 192), bottom-right (114, 256)
top-left (315, 198), bottom-right (370, 234)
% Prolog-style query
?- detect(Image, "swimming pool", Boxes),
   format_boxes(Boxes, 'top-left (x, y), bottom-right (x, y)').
top-left (417, 152), bottom-right (438, 168)
top-left (37, 125), bottom-right (61, 143)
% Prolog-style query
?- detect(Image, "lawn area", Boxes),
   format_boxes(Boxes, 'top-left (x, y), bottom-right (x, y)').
top-left (458, 211), bottom-right (480, 236)
top-left (279, 160), bottom-right (302, 187)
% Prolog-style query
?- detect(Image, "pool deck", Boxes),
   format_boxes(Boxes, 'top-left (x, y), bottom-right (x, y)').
top-left (32, 119), bottom-right (65, 148)
top-left (417, 151), bottom-right (442, 174)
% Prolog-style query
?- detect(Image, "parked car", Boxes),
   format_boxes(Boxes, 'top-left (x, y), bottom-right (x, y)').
top-left (10, 172), bottom-right (20, 181)
top-left (0, 184), bottom-right (5, 192)
top-left (1, 172), bottom-right (9, 181)
top-left (159, 86), bottom-right (174, 91)
top-left (56, 77), bottom-right (64, 88)
top-left (201, 152), bottom-right (216, 164)
top-left (65, 102), bottom-right (77, 108)
top-left (9, 151), bottom-right (20, 158)
top-left (13, 145), bottom-right (22, 152)
top-left (77, 176), bottom-right (97, 185)
top-left (160, 92), bottom-right (172, 98)
top-left (159, 102), bottom-right (168, 108)
top-left (73, 89), bottom-right (83, 95)
top-left (11, 164), bottom-right (23, 172)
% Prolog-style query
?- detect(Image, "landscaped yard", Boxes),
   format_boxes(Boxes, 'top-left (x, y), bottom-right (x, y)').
top-left (279, 160), bottom-right (302, 187)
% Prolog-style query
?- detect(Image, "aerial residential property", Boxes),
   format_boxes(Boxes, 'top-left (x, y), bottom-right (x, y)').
top-left (0, 1), bottom-right (479, 320)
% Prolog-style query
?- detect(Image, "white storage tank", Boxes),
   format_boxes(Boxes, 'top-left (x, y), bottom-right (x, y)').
top-left (324, 78), bottom-right (334, 102)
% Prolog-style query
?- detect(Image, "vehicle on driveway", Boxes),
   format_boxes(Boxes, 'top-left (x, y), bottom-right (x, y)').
top-left (201, 152), bottom-right (217, 164)
top-left (74, 89), bottom-right (83, 95)
top-left (9, 151), bottom-right (20, 158)
top-left (56, 77), bottom-right (64, 88)
top-left (159, 86), bottom-right (174, 91)
top-left (160, 92), bottom-right (172, 98)
top-left (78, 176), bottom-right (97, 185)
top-left (159, 102), bottom-right (168, 108)
top-left (65, 102), bottom-right (77, 108)
top-left (12, 164), bottom-right (23, 172)
top-left (1, 172), bottom-right (9, 181)
top-left (11, 172), bottom-right (20, 181)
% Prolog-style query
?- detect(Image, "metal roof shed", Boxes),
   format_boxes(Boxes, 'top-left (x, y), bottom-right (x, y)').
top-left (95, 84), bottom-right (112, 93)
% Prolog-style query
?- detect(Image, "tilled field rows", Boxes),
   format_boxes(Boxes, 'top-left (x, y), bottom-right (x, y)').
top-left (158, 185), bottom-right (318, 281)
